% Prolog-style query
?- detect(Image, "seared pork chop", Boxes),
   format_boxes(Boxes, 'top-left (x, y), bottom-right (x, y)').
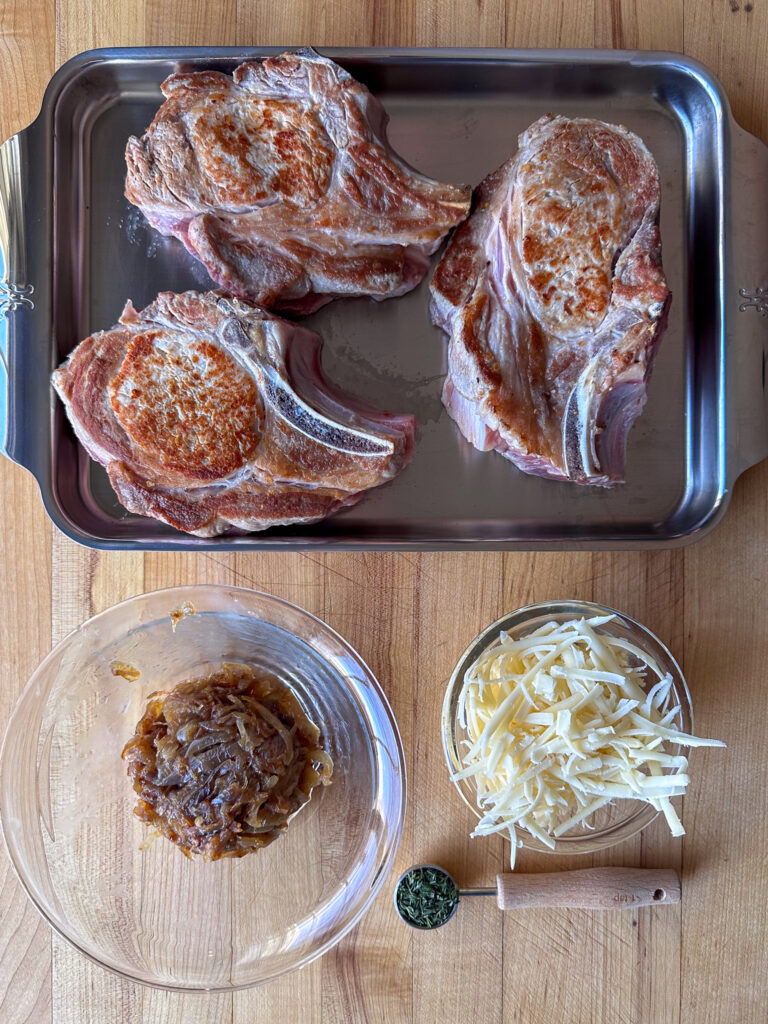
top-left (125, 49), bottom-right (471, 314)
top-left (430, 114), bottom-right (670, 486)
top-left (52, 291), bottom-right (414, 536)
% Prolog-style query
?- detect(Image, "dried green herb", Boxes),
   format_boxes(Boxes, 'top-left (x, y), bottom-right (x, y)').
top-left (395, 867), bottom-right (459, 929)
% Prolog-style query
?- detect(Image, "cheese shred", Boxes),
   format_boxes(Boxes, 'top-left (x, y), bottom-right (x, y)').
top-left (453, 615), bottom-right (724, 868)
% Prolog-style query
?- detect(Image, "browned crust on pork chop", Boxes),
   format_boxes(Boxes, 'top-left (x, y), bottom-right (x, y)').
top-left (109, 331), bottom-right (262, 480)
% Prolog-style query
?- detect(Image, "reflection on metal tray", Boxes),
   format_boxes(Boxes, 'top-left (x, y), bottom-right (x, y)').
top-left (1, 47), bottom-right (766, 550)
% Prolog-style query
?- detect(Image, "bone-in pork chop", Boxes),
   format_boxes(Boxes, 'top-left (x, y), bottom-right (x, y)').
top-left (125, 49), bottom-right (471, 314)
top-left (430, 114), bottom-right (670, 486)
top-left (52, 291), bottom-right (414, 536)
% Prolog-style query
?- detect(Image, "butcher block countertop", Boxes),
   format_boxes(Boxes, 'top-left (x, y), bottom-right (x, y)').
top-left (1, 1), bottom-right (767, 1022)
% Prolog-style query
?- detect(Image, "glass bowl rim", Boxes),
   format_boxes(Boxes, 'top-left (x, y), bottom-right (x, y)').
top-left (0, 584), bottom-right (407, 991)
top-left (441, 599), bottom-right (693, 858)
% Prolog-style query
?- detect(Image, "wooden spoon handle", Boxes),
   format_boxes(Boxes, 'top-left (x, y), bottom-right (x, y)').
top-left (495, 867), bottom-right (681, 910)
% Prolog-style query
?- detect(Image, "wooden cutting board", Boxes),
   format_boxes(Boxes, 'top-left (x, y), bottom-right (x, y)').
top-left (1, 1), bottom-right (767, 1021)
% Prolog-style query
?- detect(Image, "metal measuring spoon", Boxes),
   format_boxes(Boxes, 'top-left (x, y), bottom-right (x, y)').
top-left (394, 863), bottom-right (681, 930)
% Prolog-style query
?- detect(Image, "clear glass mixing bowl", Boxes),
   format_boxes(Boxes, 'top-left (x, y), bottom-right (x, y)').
top-left (0, 586), bottom-right (406, 990)
top-left (442, 601), bottom-right (693, 858)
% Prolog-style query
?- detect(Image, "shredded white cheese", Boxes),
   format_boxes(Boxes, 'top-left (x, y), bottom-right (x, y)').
top-left (453, 615), bottom-right (724, 868)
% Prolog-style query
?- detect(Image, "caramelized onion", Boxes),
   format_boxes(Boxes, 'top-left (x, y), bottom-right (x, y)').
top-left (121, 663), bottom-right (332, 859)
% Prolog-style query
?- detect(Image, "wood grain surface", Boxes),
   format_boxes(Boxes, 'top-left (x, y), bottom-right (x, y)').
top-left (1, 1), bottom-right (768, 1022)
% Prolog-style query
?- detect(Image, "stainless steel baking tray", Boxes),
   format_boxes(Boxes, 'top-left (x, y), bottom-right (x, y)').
top-left (1, 47), bottom-right (767, 550)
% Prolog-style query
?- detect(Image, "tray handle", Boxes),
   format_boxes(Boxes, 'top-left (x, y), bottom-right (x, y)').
top-left (727, 123), bottom-right (768, 483)
top-left (0, 129), bottom-right (37, 465)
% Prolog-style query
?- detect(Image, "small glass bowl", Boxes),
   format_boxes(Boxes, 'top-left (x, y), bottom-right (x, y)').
top-left (442, 600), bottom-right (693, 858)
top-left (0, 586), bottom-right (406, 991)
